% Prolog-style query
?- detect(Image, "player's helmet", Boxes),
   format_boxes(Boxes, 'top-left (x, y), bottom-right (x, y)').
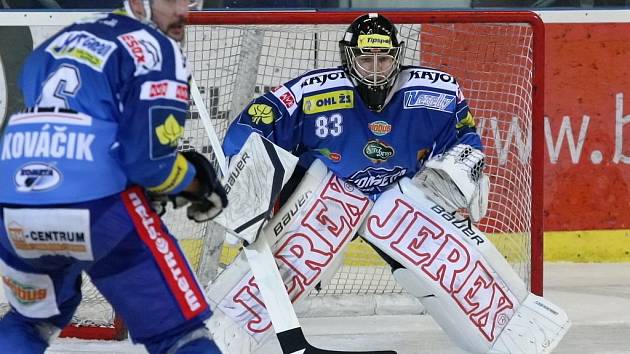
top-left (123, 0), bottom-right (203, 24)
top-left (339, 13), bottom-right (404, 112)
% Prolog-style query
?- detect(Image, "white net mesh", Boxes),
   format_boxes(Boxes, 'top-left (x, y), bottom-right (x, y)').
top-left (184, 20), bottom-right (535, 294)
top-left (1, 13), bottom-right (539, 339)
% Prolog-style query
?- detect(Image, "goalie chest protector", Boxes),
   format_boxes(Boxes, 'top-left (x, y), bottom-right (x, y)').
top-left (222, 66), bottom-right (483, 196)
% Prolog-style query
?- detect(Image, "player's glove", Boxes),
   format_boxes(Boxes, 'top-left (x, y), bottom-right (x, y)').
top-left (150, 150), bottom-right (228, 222)
top-left (182, 150), bottom-right (228, 222)
top-left (413, 144), bottom-right (489, 222)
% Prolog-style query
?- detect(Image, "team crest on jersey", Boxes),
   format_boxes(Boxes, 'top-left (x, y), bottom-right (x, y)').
top-left (404, 90), bottom-right (456, 112)
top-left (348, 166), bottom-right (407, 194)
top-left (150, 107), bottom-right (185, 159)
top-left (368, 120), bottom-right (391, 136)
top-left (118, 29), bottom-right (162, 76)
top-left (155, 114), bottom-right (184, 146)
top-left (363, 139), bottom-right (395, 163)
top-left (248, 104), bottom-right (275, 124)
top-left (46, 31), bottom-right (117, 72)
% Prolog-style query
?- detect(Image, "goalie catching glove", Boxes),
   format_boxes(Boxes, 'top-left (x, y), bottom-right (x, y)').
top-left (414, 144), bottom-right (489, 222)
top-left (150, 150), bottom-right (228, 222)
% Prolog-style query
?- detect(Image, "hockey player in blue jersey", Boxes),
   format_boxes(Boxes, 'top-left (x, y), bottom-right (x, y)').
top-left (222, 13), bottom-right (487, 210)
top-left (0, 0), bottom-right (227, 353)
top-left (222, 10), bottom-right (490, 314)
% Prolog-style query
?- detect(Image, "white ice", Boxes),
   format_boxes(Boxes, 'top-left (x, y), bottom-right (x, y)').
top-left (1, 263), bottom-right (628, 354)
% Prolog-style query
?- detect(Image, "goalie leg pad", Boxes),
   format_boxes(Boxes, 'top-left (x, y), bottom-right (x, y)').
top-left (392, 268), bottom-right (433, 299)
top-left (207, 160), bottom-right (372, 352)
top-left (491, 293), bottom-right (570, 354)
top-left (359, 177), bottom-right (570, 354)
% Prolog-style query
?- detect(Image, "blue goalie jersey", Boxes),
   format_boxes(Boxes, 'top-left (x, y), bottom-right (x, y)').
top-left (0, 11), bottom-right (196, 204)
top-left (223, 66), bottom-right (483, 195)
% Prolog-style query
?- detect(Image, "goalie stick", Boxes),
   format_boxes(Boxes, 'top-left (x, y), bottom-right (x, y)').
top-left (191, 78), bottom-right (396, 354)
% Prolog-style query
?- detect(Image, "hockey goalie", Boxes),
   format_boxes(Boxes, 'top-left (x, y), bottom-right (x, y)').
top-left (205, 13), bottom-right (569, 353)
top-left (206, 133), bottom-right (570, 354)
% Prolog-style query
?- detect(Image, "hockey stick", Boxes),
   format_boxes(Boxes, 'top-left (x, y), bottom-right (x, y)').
top-left (191, 78), bottom-right (396, 354)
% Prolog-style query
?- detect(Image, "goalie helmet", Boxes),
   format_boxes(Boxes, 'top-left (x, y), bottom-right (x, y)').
top-left (339, 13), bottom-right (404, 112)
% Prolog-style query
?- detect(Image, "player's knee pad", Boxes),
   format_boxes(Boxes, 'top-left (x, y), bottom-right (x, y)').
top-left (0, 311), bottom-right (53, 354)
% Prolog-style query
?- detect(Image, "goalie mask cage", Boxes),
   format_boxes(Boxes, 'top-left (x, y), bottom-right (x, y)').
top-left (0, 10), bottom-right (544, 341)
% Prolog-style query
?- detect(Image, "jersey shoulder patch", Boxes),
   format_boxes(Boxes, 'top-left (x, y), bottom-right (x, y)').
top-left (393, 66), bottom-right (459, 113)
top-left (117, 28), bottom-right (163, 77)
top-left (269, 84), bottom-right (299, 115)
top-left (44, 29), bottom-right (118, 72)
top-left (398, 66), bottom-right (458, 91)
top-left (292, 67), bottom-right (352, 94)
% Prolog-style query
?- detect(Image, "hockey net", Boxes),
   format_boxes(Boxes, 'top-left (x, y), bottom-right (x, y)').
top-left (0, 10), bottom-right (544, 340)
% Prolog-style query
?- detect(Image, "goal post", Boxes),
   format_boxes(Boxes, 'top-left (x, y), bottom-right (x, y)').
top-left (0, 9), bottom-right (544, 341)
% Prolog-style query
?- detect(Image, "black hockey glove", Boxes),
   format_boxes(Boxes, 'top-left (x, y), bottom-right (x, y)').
top-left (180, 150), bottom-right (228, 222)
top-left (149, 150), bottom-right (228, 222)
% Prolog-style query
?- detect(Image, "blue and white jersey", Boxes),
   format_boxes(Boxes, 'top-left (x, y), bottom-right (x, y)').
top-left (0, 11), bottom-right (196, 204)
top-left (222, 66), bottom-right (482, 195)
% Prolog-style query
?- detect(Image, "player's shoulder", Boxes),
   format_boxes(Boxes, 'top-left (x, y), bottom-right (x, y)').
top-left (288, 66), bottom-right (352, 94)
top-left (396, 65), bottom-right (459, 92)
top-left (38, 13), bottom-right (126, 72)
top-left (55, 12), bottom-right (150, 42)
top-left (112, 17), bottom-right (178, 78)
top-left (389, 66), bottom-right (461, 113)
top-left (41, 12), bottom-right (176, 76)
